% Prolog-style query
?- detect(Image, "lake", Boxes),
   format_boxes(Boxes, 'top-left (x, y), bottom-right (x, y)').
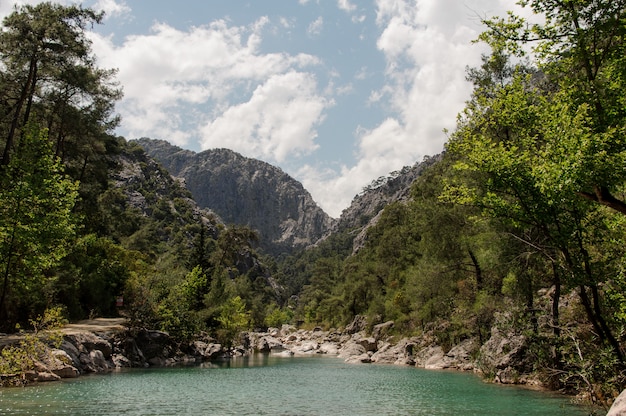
top-left (0, 355), bottom-right (599, 415)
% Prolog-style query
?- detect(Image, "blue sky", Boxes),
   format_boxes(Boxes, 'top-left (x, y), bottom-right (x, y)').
top-left (1, 0), bottom-right (527, 217)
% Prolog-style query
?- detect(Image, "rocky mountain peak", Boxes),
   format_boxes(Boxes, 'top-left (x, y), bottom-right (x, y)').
top-left (135, 138), bottom-right (335, 256)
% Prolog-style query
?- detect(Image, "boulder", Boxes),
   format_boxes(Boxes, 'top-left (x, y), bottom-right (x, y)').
top-left (372, 321), bottom-right (394, 341)
top-left (608, 389), bottom-right (626, 416)
top-left (134, 330), bottom-right (172, 361)
top-left (36, 372), bottom-right (61, 382)
top-left (338, 341), bottom-right (367, 360)
top-left (65, 332), bottom-right (112, 358)
top-left (344, 315), bottom-right (367, 334)
top-left (418, 346), bottom-right (447, 370)
top-left (204, 343), bottom-right (224, 359)
top-left (358, 337), bottom-right (378, 352)
top-left (291, 340), bottom-right (319, 354)
top-left (51, 365), bottom-right (79, 379)
top-left (112, 354), bottom-right (132, 368)
top-left (479, 327), bottom-right (531, 383)
top-left (345, 352), bottom-right (372, 364)
top-left (318, 342), bottom-right (340, 355)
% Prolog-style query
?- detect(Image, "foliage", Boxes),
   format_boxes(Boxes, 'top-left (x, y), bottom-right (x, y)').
top-left (0, 306), bottom-right (67, 378)
top-left (0, 126), bottom-right (78, 331)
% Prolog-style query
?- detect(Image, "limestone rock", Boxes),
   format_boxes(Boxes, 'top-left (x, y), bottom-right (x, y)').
top-left (479, 326), bottom-right (532, 384)
top-left (372, 321), bottom-right (394, 341)
top-left (608, 389), bottom-right (626, 416)
top-left (136, 138), bottom-right (335, 255)
top-left (344, 315), bottom-right (368, 334)
top-left (36, 372), bottom-right (61, 382)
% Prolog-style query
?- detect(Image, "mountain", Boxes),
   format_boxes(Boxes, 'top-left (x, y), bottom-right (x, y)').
top-left (333, 154), bottom-right (442, 253)
top-left (135, 138), bottom-right (335, 256)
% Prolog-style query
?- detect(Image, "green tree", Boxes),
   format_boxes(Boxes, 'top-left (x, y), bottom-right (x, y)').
top-left (0, 2), bottom-right (121, 167)
top-left (479, 0), bottom-right (626, 215)
top-left (446, 50), bottom-right (625, 384)
top-left (217, 295), bottom-right (250, 348)
top-left (0, 126), bottom-right (78, 330)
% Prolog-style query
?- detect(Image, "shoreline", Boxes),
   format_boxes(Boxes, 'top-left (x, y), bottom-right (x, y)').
top-left (0, 316), bottom-right (612, 412)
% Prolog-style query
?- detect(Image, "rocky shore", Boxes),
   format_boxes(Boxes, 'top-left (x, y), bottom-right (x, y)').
top-left (3, 315), bottom-right (532, 387)
top-left (4, 315), bottom-right (620, 412)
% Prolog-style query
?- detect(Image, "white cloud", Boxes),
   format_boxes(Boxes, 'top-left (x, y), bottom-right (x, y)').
top-left (299, 0), bottom-right (521, 217)
top-left (307, 16), bottom-right (324, 37)
top-left (93, 0), bottom-right (131, 19)
top-left (200, 72), bottom-right (332, 163)
top-left (89, 18), bottom-right (324, 148)
top-left (337, 0), bottom-right (356, 13)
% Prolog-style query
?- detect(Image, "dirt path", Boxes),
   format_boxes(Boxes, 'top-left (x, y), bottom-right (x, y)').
top-left (60, 318), bottom-right (128, 335)
top-left (0, 318), bottom-right (129, 347)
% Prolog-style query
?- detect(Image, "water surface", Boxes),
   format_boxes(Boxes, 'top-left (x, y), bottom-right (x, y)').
top-left (0, 355), bottom-right (598, 415)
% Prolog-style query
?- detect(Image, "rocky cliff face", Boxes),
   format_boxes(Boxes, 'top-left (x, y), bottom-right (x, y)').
top-left (135, 138), bottom-right (335, 255)
top-left (335, 154), bottom-right (441, 252)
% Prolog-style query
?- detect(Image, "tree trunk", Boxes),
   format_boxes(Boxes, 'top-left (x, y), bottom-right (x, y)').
top-left (468, 248), bottom-right (482, 292)
top-left (2, 55), bottom-right (38, 166)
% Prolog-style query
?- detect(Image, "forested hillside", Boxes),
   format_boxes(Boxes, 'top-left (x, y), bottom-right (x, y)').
top-left (2, 0), bottom-right (626, 403)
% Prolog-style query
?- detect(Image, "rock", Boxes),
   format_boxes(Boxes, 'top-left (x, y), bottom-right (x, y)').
top-left (318, 342), bottom-right (340, 355)
top-left (338, 341), bottom-right (367, 359)
top-left (135, 330), bottom-right (172, 361)
top-left (358, 337), bottom-right (378, 352)
top-left (59, 339), bottom-right (80, 367)
top-left (137, 138), bottom-right (335, 256)
top-left (292, 340), bottom-right (319, 354)
top-left (88, 350), bottom-right (109, 372)
top-left (370, 340), bottom-right (414, 365)
top-left (345, 315), bottom-right (367, 334)
top-left (479, 327), bottom-right (531, 383)
top-left (204, 343), bottom-right (224, 359)
top-left (272, 350), bottom-right (294, 357)
top-left (112, 354), bottom-right (132, 368)
top-left (279, 324), bottom-right (297, 336)
top-left (608, 389), bottom-right (626, 416)
top-left (345, 353), bottom-right (372, 364)
top-left (445, 339), bottom-right (477, 371)
top-left (51, 365), bottom-right (79, 379)
top-left (36, 372), bottom-right (61, 382)
top-left (65, 332), bottom-right (112, 358)
top-left (372, 321), bottom-right (394, 341)
top-left (418, 346), bottom-right (447, 370)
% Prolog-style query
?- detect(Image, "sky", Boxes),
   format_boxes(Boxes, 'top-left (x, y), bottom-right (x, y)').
top-left (1, 0), bottom-right (528, 218)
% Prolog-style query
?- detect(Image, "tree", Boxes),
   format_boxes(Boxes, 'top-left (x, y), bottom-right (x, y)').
top-left (0, 2), bottom-right (121, 170)
top-left (478, 0), bottom-right (626, 215)
top-left (446, 46), bottom-right (625, 368)
top-left (0, 126), bottom-right (78, 330)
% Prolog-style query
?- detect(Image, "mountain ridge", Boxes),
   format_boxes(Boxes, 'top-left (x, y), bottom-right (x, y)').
top-left (136, 138), bottom-right (335, 256)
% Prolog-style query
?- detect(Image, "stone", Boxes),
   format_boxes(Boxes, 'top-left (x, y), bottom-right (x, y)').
top-left (318, 342), bottom-right (340, 355)
top-left (66, 332), bottom-right (112, 358)
top-left (112, 354), bottom-right (132, 368)
top-left (479, 327), bottom-right (531, 377)
top-left (37, 372), bottom-right (61, 382)
top-left (344, 315), bottom-right (367, 334)
top-left (345, 353), bottom-right (372, 364)
top-left (338, 341), bottom-right (367, 359)
top-left (358, 337), bottom-right (378, 352)
top-left (292, 340), bottom-right (319, 354)
top-left (607, 389), bottom-right (626, 416)
top-left (372, 321), bottom-right (394, 341)
top-left (204, 343), bottom-right (224, 359)
top-left (89, 350), bottom-right (109, 372)
top-left (52, 365), bottom-right (79, 378)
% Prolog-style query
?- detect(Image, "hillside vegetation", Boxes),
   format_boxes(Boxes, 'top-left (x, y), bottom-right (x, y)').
top-left (2, 1), bottom-right (626, 403)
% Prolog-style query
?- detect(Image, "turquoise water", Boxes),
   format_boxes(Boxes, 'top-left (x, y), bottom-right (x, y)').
top-left (0, 355), bottom-right (598, 415)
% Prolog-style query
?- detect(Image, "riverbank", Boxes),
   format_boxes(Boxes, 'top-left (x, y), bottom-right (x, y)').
top-left (0, 316), bottom-right (616, 413)
top-left (0, 315), bottom-right (539, 387)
